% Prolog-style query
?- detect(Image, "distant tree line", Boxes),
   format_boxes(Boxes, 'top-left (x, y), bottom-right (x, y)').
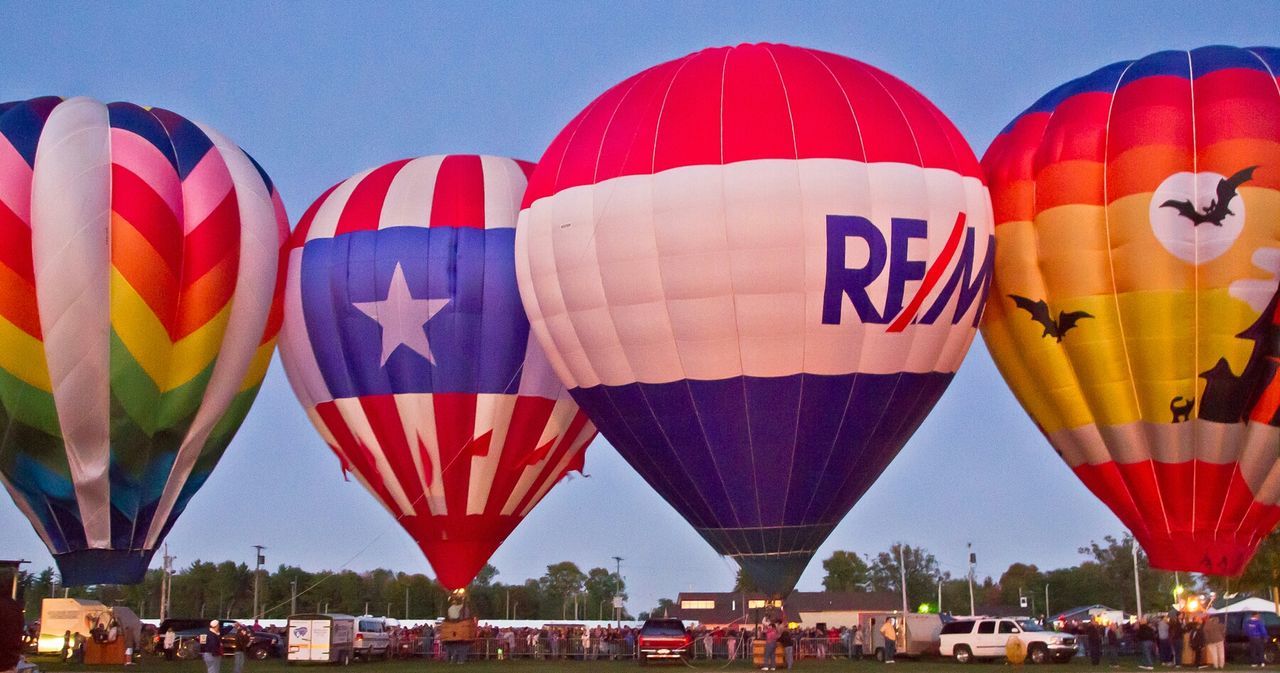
top-left (4, 560), bottom-right (628, 623)
top-left (649, 532), bottom-right (1280, 619)
top-left (10, 531), bottom-right (1280, 623)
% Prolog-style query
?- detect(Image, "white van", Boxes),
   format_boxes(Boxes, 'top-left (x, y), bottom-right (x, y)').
top-left (353, 616), bottom-right (391, 659)
top-left (287, 614), bottom-right (355, 664)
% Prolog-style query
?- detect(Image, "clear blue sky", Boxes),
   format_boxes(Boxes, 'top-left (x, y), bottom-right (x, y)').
top-left (2, 0), bottom-right (1278, 615)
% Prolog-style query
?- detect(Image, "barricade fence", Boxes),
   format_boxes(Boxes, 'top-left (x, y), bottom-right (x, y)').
top-left (398, 635), bottom-right (865, 661)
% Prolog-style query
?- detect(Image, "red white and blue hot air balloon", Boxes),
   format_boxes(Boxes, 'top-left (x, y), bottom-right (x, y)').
top-left (516, 43), bottom-right (994, 594)
top-left (279, 155), bottom-right (597, 590)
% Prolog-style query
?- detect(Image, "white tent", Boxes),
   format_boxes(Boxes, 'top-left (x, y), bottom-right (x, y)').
top-left (1212, 597), bottom-right (1279, 614)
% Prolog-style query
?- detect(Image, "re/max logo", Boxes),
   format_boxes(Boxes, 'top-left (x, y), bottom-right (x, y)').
top-left (822, 213), bottom-right (993, 329)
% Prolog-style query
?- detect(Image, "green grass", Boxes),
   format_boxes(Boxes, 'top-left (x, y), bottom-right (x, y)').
top-left (23, 653), bottom-right (1275, 673)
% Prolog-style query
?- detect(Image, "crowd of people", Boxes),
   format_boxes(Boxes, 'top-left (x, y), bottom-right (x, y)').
top-left (1061, 612), bottom-right (1271, 670)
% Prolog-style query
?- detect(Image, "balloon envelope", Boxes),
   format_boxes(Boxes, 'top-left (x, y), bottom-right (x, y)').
top-left (0, 96), bottom-right (289, 584)
top-left (517, 43), bottom-right (994, 594)
top-left (982, 45), bottom-right (1280, 575)
top-left (279, 155), bottom-right (596, 590)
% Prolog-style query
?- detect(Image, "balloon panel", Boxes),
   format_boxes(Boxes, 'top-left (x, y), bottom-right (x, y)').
top-left (0, 97), bottom-right (288, 584)
top-left (517, 44), bottom-right (993, 594)
top-left (982, 46), bottom-right (1280, 575)
top-left (279, 155), bottom-right (596, 590)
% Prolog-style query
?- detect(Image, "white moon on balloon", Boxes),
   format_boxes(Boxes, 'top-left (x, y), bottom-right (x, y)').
top-left (1148, 170), bottom-right (1246, 265)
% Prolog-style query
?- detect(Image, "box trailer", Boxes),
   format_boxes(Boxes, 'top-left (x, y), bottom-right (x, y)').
top-left (287, 614), bottom-right (355, 664)
top-left (861, 612), bottom-right (943, 659)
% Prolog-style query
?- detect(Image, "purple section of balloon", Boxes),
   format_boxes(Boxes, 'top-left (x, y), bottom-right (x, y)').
top-left (569, 370), bottom-right (954, 590)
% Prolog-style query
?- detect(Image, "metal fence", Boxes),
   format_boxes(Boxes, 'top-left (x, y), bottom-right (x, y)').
top-left (399, 635), bottom-right (864, 661)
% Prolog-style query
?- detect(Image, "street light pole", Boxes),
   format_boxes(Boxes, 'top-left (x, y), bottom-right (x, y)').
top-left (612, 556), bottom-right (624, 627)
top-left (967, 543), bottom-right (976, 617)
top-left (291, 579), bottom-right (298, 615)
top-left (897, 545), bottom-right (909, 615)
top-left (252, 545), bottom-right (265, 622)
top-left (1132, 540), bottom-right (1143, 618)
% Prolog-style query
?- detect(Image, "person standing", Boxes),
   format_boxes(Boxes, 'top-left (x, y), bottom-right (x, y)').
top-left (762, 622), bottom-right (779, 672)
top-left (1157, 617), bottom-right (1171, 667)
top-left (879, 618), bottom-right (897, 664)
top-left (778, 625), bottom-right (794, 670)
top-left (163, 628), bottom-right (177, 661)
top-left (0, 595), bottom-right (22, 673)
top-left (1169, 616), bottom-right (1184, 667)
top-left (1246, 612), bottom-right (1268, 668)
top-left (232, 624), bottom-right (251, 673)
top-left (1086, 620), bottom-right (1102, 666)
top-left (1137, 618), bottom-right (1157, 670)
top-left (1104, 621), bottom-right (1120, 668)
top-left (200, 621), bottom-right (224, 673)
top-left (727, 629), bottom-right (739, 661)
top-left (1203, 615), bottom-right (1226, 669)
top-left (853, 625), bottom-right (864, 659)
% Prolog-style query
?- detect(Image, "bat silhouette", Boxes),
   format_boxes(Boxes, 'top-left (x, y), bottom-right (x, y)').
top-left (1160, 165), bottom-right (1258, 226)
top-left (1008, 294), bottom-right (1093, 342)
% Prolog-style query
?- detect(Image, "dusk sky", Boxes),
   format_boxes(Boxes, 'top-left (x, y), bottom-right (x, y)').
top-left (2, 1), bottom-right (1278, 615)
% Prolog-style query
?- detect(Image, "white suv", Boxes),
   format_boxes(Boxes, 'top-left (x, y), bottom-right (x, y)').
top-left (940, 618), bottom-right (1076, 664)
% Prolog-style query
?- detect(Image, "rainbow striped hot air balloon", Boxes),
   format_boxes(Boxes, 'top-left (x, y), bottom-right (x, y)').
top-left (0, 96), bottom-right (288, 585)
top-left (279, 155), bottom-right (596, 590)
top-left (982, 46), bottom-right (1280, 575)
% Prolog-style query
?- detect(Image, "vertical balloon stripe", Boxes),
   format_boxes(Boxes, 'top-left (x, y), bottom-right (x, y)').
top-left (146, 125), bottom-right (279, 548)
top-left (377, 155), bottom-right (445, 230)
top-left (31, 97), bottom-right (113, 548)
top-left (430, 155), bottom-right (486, 228)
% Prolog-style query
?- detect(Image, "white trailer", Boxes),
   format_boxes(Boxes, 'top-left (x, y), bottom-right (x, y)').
top-left (287, 614), bottom-right (355, 664)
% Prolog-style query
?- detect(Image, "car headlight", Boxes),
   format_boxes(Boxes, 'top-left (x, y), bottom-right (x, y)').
top-left (1048, 637), bottom-right (1062, 645)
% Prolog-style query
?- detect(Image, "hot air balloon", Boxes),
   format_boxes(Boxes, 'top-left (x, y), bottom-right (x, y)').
top-left (981, 45), bottom-right (1280, 575)
top-left (516, 43), bottom-right (994, 594)
top-left (0, 96), bottom-right (288, 585)
top-left (279, 155), bottom-right (596, 590)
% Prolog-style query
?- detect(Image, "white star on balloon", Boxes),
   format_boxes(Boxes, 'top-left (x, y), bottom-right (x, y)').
top-left (353, 262), bottom-right (450, 366)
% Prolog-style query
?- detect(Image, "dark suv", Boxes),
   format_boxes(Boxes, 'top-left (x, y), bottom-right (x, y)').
top-left (1222, 612), bottom-right (1280, 665)
top-left (636, 618), bottom-right (692, 665)
top-left (153, 619), bottom-right (281, 660)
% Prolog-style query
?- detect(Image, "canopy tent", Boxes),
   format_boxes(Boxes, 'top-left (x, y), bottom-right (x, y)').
top-left (1212, 597), bottom-right (1280, 614)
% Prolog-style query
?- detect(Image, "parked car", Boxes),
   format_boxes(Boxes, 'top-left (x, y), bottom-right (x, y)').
top-left (353, 616), bottom-right (392, 659)
top-left (1221, 612), bottom-right (1280, 665)
top-left (152, 619), bottom-right (281, 660)
top-left (636, 618), bottom-right (693, 665)
top-left (940, 617), bottom-right (1076, 664)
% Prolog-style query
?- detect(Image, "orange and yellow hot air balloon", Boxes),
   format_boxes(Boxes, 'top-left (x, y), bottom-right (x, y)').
top-left (982, 45), bottom-right (1280, 575)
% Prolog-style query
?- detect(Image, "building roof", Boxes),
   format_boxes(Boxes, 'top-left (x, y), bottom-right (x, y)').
top-left (670, 591), bottom-right (901, 626)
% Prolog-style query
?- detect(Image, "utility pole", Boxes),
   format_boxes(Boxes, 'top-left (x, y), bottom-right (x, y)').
top-left (160, 545), bottom-right (175, 621)
top-left (291, 579), bottom-right (298, 615)
top-left (897, 545), bottom-right (909, 615)
top-left (1045, 584), bottom-right (1050, 619)
top-left (967, 543), bottom-right (976, 617)
top-left (252, 545), bottom-right (266, 622)
top-left (938, 578), bottom-right (943, 614)
top-left (405, 587), bottom-right (410, 620)
top-left (612, 556), bottom-right (624, 627)
top-left (505, 589), bottom-right (510, 620)
top-left (1132, 540), bottom-right (1143, 618)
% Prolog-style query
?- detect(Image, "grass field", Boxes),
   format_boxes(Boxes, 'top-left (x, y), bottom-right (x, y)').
top-left (23, 653), bottom-right (1272, 673)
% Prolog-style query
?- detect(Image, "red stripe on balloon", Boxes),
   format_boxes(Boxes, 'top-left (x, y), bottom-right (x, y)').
top-left (430, 155), bottom-right (485, 229)
top-left (335, 158), bottom-right (411, 236)
top-left (887, 212), bottom-right (967, 333)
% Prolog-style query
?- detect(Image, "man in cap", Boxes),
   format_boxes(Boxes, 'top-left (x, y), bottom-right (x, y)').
top-left (200, 620), bottom-right (224, 673)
